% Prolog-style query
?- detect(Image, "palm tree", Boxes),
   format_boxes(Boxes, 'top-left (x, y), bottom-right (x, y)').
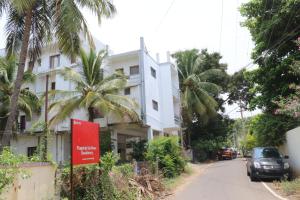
top-left (0, 56), bottom-right (41, 138)
top-left (48, 48), bottom-right (139, 125)
top-left (172, 50), bottom-right (222, 121)
top-left (0, 0), bottom-right (116, 141)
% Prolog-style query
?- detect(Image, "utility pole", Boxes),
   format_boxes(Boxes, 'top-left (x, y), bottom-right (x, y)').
top-left (238, 98), bottom-right (244, 120)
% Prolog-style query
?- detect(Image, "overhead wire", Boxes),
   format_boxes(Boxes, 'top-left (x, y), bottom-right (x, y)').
top-left (155, 0), bottom-right (177, 31)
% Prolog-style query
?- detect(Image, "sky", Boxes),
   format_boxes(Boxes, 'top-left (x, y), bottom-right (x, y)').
top-left (0, 0), bottom-right (260, 118)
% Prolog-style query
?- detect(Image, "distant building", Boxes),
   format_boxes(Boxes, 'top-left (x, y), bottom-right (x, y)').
top-left (1, 37), bottom-right (181, 163)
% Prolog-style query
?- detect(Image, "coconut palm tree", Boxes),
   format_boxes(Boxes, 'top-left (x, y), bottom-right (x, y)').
top-left (48, 48), bottom-right (139, 125)
top-left (172, 50), bottom-right (223, 121)
top-left (1, 0), bottom-right (116, 141)
top-left (0, 56), bottom-right (41, 136)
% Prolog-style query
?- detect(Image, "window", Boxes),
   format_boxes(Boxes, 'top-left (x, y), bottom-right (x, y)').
top-left (130, 65), bottom-right (139, 75)
top-left (49, 54), bottom-right (60, 69)
top-left (151, 67), bottom-right (156, 78)
top-left (27, 147), bottom-right (37, 157)
top-left (115, 68), bottom-right (124, 74)
top-left (152, 100), bottom-right (158, 111)
top-left (20, 115), bottom-right (26, 131)
top-left (51, 82), bottom-right (56, 90)
top-left (124, 87), bottom-right (131, 95)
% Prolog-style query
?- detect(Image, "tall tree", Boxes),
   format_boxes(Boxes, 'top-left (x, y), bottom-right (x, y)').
top-left (227, 68), bottom-right (254, 110)
top-left (172, 49), bottom-right (229, 122)
top-left (48, 48), bottom-right (139, 125)
top-left (240, 0), bottom-right (300, 112)
top-left (0, 0), bottom-right (116, 142)
top-left (0, 56), bottom-right (41, 133)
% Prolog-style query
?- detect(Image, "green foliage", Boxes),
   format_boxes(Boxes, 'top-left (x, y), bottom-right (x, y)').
top-left (100, 152), bottom-right (119, 172)
top-left (279, 178), bottom-right (300, 196)
top-left (239, 133), bottom-right (257, 155)
top-left (228, 68), bottom-right (254, 109)
top-left (48, 48), bottom-right (139, 125)
top-left (130, 140), bottom-right (147, 161)
top-left (172, 49), bottom-right (229, 122)
top-left (275, 84), bottom-right (300, 118)
top-left (112, 164), bottom-right (134, 178)
top-left (101, 131), bottom-right (112, 156)
top-left (192, 137), bottom-right (229, 162)
top-left (146, 136), bottom-right (186, 178)
top-left (189, 114), bottom-right (234, 161)
top-left (0, 148), bottom-right (28, 194)
top-left (60, 153), bottom-right (139, 200)
top-left (249, 114), bottom-right (299, 147)
top-left (240, 0), bottom-right (300, 112)
top-left (0, 56), bottom-right (41, 131)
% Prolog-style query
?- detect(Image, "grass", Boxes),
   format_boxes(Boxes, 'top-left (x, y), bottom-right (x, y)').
top-left (280, 178), bottom-right (300, 196)
top-left (163, 164), bottom-right (194, 190)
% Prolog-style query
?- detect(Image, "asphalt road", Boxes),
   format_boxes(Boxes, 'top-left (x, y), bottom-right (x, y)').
top-left (170, 158), bottom-right (279, 200)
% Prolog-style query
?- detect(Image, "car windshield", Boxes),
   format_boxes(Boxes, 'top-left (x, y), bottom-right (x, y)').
top-left (253, 148), bottom-right (281, 159)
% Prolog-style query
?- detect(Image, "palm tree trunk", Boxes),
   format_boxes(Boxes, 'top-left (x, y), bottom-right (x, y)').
top-left (88, 107), bottom-right (95, 122)
top-left (2, 9), bottom-right (33, 146)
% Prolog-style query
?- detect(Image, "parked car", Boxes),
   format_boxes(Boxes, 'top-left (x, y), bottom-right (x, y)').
top-left (217, 148), bottom-right (237, 160)
top-left (246, 147), bottom-right (290, 181)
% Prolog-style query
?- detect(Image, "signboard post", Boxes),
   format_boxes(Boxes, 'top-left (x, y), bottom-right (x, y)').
top-left (70, 119), bottom-right (100, 200)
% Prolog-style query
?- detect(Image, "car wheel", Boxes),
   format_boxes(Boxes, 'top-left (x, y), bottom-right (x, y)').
top-left (250, 171), bottom-right (257, 182)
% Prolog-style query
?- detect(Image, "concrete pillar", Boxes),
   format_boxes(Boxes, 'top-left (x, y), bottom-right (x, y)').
top-left (111, 130), bottom-right (118, 154)
top-left (147, 127), bottom-right (153, 141)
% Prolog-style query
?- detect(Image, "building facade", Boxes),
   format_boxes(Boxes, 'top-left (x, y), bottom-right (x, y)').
top-left (2, 37), bottom-right (181, 163)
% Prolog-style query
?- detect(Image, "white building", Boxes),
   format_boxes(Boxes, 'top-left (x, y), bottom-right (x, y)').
top-left (2, 37), bottom-right (181, 163)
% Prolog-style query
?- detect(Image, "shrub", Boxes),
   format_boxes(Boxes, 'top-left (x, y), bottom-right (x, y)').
top-left (239, 133), bottom-right (257, 156)
top-left (59, 152), bottom-right (140, 200)
top-left (130, 140), bottom-right (147, 161)
top-left (100, 152), bottom-right (119, 172)
top-left (249, 114), bottom-right (299, 147)
top-left (279, 178), bottom-right (300, 196)
top-left (113, 163), bottom-right (134, 178)
top-left (192, 136), bottom-right (228, 161)
top-left (146, 136), bottom-right (186, 178)
top-left (0, 148), bottom-right (28, 194)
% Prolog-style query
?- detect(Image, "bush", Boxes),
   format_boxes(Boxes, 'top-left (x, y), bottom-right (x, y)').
top-left (100, 152), bottom-right (119, 172)
top-left (60, 152), bottom-right (120, 200)
top-left (0, 148), bottom-right (29, 194)
top-left (60, 152), bottom-right (139, 200)
top-left (113, 163), bottom-right (134, 178)
top-left (146, 136), bottom-right (186, 178)
top-left (239, 133), bottom-right (257, 156)
top-left (249, 114), bottom-right (299, 147)
top-left (192, 136), bottom-right (228, 161)
top-left (130, 140), bottom-right (147, 161)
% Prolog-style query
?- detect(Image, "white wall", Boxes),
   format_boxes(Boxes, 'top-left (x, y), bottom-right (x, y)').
top-left (143, 52), bottom-right (163, 131)
top-left (283, 127), bottom-right (300, 177)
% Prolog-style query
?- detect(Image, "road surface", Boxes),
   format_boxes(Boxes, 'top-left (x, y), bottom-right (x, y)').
top-left (170, 158), bottom-right (281, 200)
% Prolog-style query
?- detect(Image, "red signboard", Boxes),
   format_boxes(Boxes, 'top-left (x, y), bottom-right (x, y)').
top-left (71, 119), bottom-right (100, 165)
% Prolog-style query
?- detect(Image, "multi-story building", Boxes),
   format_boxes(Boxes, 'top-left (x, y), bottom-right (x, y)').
top-left (1, 37), bottom-right (181, 163)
